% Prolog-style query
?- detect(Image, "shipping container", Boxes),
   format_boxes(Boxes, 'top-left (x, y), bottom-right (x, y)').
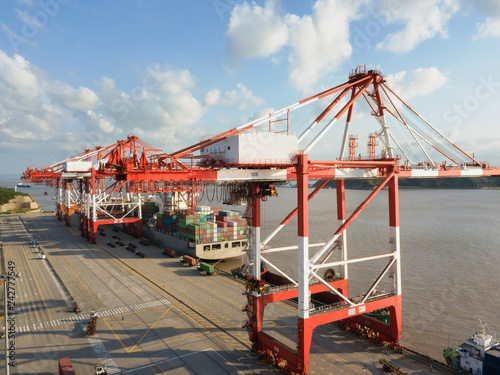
top-left (199, 262), bottom-right (215, 275)
top-left (181, 255), bottom-right (197, 266)
top-left (58, 358), bottom-right (76, 375)
top-left (162, 247), bottom-right (176, 257)
top-left (485, 347), bottom-right (500, 375)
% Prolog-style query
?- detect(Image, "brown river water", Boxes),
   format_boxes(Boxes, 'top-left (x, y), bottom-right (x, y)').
top-left (4, 177), bottom-right (499, 362)
top-left (204, 186), bottom-right (500, 362)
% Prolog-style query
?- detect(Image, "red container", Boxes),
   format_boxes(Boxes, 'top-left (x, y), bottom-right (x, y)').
top-left (162, 247), bottom-right (176, 257)
top-left (139, 237), bottom-right (150, 245)
top-left (181, 255), bottom-right (197, 266)
top-left (58, 358), bottom-right (76, 375)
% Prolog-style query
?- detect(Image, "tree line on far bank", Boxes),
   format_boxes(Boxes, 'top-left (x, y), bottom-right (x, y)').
top-left (0, 186), bottom-right (30, 205)
top-left (311, 176), bottom-right (500, 190)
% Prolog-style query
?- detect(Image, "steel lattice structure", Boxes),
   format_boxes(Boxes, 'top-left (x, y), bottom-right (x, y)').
top-left (22, 66), bottom-right (500, 374)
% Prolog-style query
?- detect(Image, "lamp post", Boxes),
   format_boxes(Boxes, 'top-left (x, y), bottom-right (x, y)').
top-left (1, 239), bottom-right (9, 375)
top-left (3, 276), bottom-right (8, 375)
top-left (1, 273), bottom-right (8, 375)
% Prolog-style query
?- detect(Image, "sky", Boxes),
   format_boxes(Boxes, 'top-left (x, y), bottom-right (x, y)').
top-left (0, 0), bottom-right (499, 175)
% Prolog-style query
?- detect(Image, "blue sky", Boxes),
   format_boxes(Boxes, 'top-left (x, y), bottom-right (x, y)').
top-left (0, 0), bottom-right (499, 175)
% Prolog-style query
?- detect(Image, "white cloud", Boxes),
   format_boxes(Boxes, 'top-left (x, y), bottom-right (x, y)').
top-left (286, 0), bottom-right (363, 90)
top-left (203, 89), bottom-right (221, 107)
top-left (0, 50), bottom-right (226, 171)
top-left (54, 85), bottom-right (99, 110)
top-left (474, 0), bottom-right (500, 42)
top-left (95, 65), bottom-right (207, 149)
top-left (203, 83), bottom-right (264, 109)
top-left (0, 50), bottom-right (41, 110)
top-left (385, 67), bottom-right (449, 99)
top-left (226, 0), bottom-right (366, 90)
top-left (474, 18), bottom-right (500, 39)
top-left (376, 0), bottom-right (459, 53)
top-left (226, 0), bottom-right (288, 59)
top-left (0, 51), bottom-right (66, 150)
top-left (80, 110), bottom-right (115, 134)
top-left (248, 107), bottom-right (275, 122)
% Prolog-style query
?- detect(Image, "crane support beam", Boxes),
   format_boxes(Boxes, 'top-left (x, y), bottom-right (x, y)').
top-left (21, 66), bottom-right (500, 375)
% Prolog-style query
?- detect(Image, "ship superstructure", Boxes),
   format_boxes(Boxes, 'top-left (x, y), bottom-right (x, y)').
top-left (444, 321), bottom-right (499, 375)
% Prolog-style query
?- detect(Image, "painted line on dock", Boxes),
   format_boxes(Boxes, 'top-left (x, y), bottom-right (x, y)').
top-left (15, 298), bottom-right (171, 333)
top-left (85, 325), bottom-right (121, 374)
top-left (125, 348), bottom-right (245, 374)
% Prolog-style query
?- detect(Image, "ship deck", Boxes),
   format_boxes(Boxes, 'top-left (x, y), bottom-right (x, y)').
top-left (0, 212), bottom-right (456, 374)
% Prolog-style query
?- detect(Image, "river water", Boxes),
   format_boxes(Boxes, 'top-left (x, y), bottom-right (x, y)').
top-left (203, 185), bottom-right (500, 361)
top-left (2, 176), bottom-right (499, 361)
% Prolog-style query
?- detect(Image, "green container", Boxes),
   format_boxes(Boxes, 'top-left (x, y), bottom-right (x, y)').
top-left (199, 262), bottom-right (214, 275)
top-left (187, 223), bottom-right (199, 231)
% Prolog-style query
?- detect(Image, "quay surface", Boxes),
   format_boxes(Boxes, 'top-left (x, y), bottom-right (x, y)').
top-left (0, 212), bottom-right (455, 374)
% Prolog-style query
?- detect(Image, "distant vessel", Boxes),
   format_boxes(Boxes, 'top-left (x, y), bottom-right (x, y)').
top-left (443, 321), bottom-right (500, 375)
top-left (17, 183), bottom-right (31, 188)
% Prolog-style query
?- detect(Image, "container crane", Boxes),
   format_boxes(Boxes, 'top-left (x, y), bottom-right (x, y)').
top-left (22, 66), bottom-right (500, 375)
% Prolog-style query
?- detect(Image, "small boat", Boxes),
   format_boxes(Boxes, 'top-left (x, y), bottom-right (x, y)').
top-left (443, 321), bottom-right (499, 375)
top-left (17, 183), bottom-right (32, 188)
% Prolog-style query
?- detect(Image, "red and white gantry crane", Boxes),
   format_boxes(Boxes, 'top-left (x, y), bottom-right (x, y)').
top-left (22, 66), bottom-right (500, 374)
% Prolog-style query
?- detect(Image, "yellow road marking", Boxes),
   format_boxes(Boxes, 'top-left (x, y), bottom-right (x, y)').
top-left (102, 317), bottom-right (130, 352)
top-left (132, 332), bottom-right (208, 353)
top-left (129, 306), bottom-right (172, 352)
top-left (103, 304), bottom-right (210, 353)
top-left (152, 365), bottom-right (164, 374)
top-left (109, 319), bottom-right (145, 325)
top-left (106, 318), bottom-right (181, 329)
top-left (172, 304), bottom-right (212, 329)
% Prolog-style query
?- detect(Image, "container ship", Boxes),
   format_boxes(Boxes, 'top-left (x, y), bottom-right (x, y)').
top-left (443, 322), bottom-right (500, 375)
top-left (142, 202), bottom-right (249, 260)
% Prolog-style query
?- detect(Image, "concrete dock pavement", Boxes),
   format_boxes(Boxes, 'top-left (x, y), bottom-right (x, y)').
top-left (0, 212), bottom-right (456, 374)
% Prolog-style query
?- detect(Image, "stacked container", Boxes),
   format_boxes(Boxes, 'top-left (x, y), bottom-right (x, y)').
top-left (215, 209), bottom-right (247, 242)
top-left (177, 207), bottom-right (247, 244)
top-left (141, 201), bottom-right (159, 224)
top-left (156, 212), bottom-right (163, 230)
top-left (162, 209), bottom-right (178, 233)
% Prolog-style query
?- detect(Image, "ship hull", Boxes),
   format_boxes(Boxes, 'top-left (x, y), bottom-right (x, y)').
top-left (142, 226), bottom-right (247, 260)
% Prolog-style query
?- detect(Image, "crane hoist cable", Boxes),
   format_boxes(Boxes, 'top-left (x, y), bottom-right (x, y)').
top-left (291, 95), bottom-right (335, 135)
top-left (205, 182), bottom-right (216, 202)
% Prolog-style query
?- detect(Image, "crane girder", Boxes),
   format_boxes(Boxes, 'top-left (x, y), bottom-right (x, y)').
top-left (18, 66), bottom-right (500, 375)
top-left (22, 66), bottom-right (500, 186)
